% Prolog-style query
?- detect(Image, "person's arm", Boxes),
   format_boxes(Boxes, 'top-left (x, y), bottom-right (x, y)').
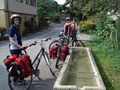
top-left (75, 23), bottom-right (78, 30)
top-left (68, 22), bottom-right (73, 26)
top-left (9, 37), bottom-right (22, 48)
top-left (8, 27), bottom-right (23, 48)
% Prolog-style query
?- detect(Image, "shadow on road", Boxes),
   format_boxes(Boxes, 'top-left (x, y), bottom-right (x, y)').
top-left (30, 78), bottom-right (56, 90)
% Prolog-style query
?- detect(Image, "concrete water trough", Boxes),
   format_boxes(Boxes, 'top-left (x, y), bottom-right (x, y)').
top-left (54, 47), bottom-right (106, 90)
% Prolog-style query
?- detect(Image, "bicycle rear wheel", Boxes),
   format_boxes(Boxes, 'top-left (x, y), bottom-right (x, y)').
top-left (49, 40), bottom-right (61, 50)
top-left (8, 67), bottom-right (32, 90)
top-left (55, 58), bottom-right (64, 70)
top-left (55, 47), bottom-right (65, 70)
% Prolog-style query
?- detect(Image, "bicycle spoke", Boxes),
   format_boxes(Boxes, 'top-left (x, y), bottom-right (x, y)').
top-left (8, 71), bottom-right (32, 90)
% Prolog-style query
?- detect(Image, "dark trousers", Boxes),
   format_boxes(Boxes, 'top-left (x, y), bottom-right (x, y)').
top-left (71, 30), bottom-right (77, 42)
top-left (10, 49), bottom-right (21, 55)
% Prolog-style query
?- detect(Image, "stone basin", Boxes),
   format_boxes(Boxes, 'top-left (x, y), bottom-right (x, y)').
top-left (54, 47), bottom-right (106, 90)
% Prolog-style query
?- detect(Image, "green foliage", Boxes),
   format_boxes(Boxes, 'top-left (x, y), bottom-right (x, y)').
top-left (79, 19), bottom-right (95, 32)
top-left (37, 0), bottom-right (61, 23)
top-left (63, 0), bottom-right (120, 20)
top-left (91, 13), bottom-right (120, 72)
top-left (92, 34), bottom-right (120, 72)
top-left (93, 13), bottom-right (117, 39)
top-left (93, 48), bottom-right (120, 90)
top-left (49, 13), bottom-right (60, 23)
top-left (64, 0), bottom-right (120, 88)
top-left (116, 18), bottom-right (120, 47)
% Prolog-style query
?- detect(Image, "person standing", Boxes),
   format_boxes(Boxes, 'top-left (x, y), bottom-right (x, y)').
top-left (8, 14), bottom-right (26, 55)
top-left (64, 17), bottom-right (73, 37)
top-left (71, 18), bottom-right (78, 41)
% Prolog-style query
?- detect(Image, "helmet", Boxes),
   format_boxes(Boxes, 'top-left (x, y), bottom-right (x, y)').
top-left (65, 17), bottom-right (72, 21)
top-left (10, 14), bottom-right (21, 20)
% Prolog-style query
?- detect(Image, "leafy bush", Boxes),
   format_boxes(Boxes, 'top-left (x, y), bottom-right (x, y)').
top-left (47, 20), bottom-right (52, 24)
top-left (79, 19), bottom-right (95, 32)
top-left (91, 13), bottom-right (120, 72)
top-left (49, 13), bottom-right (60, 23)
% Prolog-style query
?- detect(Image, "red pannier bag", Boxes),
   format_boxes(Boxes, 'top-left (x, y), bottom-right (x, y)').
top-left (60, 44), bottom-right (69, 61)
top-left (49, 45), bottom-right (58, 59)
top-left (3, 54), bottom-right (18, 70)
top-left (14, 54), bottom-right (32, 78)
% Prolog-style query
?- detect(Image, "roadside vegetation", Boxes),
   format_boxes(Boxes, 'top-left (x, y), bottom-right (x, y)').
top-left (61, 0), bottom-right (120, 89)
top-left (37, 0), bottom-right (61, 28)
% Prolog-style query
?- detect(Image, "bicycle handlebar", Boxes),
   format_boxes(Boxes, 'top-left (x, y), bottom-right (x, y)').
top-left (41, 38), bottom-right (51, 42)
top-left (19, 38), bottom-right (52, 51)
top-left (59, 32), bottom-right (68, 39)
top-left (19, 41), bottom-right (37, 50)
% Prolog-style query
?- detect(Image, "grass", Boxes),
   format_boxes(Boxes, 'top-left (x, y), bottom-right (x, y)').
top-left (92, 48), bottom-right (120, 90)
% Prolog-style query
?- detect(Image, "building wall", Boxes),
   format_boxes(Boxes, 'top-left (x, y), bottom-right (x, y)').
top-left (18, 14), bottom-right (38, 35)
top-left (8, 13), bottom-right (38, 36)
top-left (0, 0), bottom-right (38, 36)
top-left (7, 0), bottom-right (37, 15)
top-left (0, 10), bottom-right (7, 28)
top-left (0, 0), bottom-right (5, 9)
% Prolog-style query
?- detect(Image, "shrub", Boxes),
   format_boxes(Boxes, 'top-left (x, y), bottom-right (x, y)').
top-left (79, 19), bottom-right (95, 32)
top-left (91, 13), bottom-right (120, 72)
top-left (49, 13), bottom-right (60, 23)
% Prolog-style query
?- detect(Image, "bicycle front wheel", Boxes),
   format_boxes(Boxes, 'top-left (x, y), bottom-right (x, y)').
top-left (8, 67), bottom-right (32, 90)
top-left (76, 40), bottom-right (85, 47)
top-left (44, 52), bottom-right (57, 78)
top-left (49, 40), bottom-right (63, 70)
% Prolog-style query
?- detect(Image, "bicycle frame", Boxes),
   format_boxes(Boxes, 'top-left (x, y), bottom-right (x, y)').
top-left (58, 32), bottom-right (74, 46)
top-left (60, 33), bottom-right (85, 47)
top-left (30, 40), bottom-right (54, 78)
top-left (7, 39), bottom-right (56, 90)
top-left (32, 47), bottom-right (51, 70)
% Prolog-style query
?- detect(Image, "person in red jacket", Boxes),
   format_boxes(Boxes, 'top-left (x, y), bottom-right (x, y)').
top-left (70, 18), bottom-right (78, 42)
top-left (64, 17), bottom-right (73, 37)
top-left (64, 17), bottom-right (78, 41)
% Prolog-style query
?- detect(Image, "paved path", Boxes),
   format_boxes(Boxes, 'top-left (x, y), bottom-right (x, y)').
top-left (0, 23), bottom-right (91, 90)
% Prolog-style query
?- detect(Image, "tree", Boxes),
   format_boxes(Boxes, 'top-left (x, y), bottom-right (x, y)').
top-left (37, 0), bottom-right (61, 26)
top-left (37, 0), bottom-right (60, 19)
top-left (63, 0), bottom-right (120, 20)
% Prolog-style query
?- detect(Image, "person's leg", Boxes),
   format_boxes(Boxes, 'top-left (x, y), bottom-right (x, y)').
top-left (10, 50), bottom-right (21, 55)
